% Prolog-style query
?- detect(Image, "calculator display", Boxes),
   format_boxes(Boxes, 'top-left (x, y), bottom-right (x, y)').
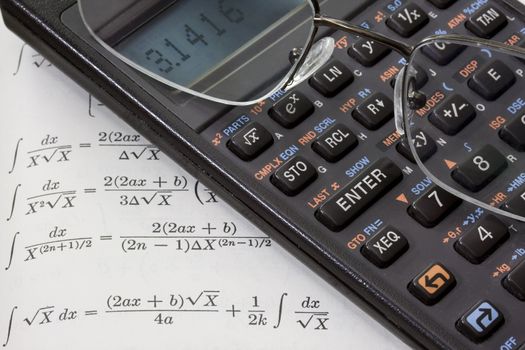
top-left (116, 0), bottom-right (306, 87)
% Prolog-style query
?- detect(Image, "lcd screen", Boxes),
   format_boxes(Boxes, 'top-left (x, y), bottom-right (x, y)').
top-left (116, 0), bottom-right (307, 87)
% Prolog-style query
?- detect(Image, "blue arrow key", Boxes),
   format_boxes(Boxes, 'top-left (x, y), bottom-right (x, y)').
top-left (457, 301), bottom-right (504, 343)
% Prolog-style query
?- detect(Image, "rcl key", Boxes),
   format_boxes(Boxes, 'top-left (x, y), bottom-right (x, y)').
top-left (361, 226), bottom-right (409, 268)
top-left (312, 124), bottom-right (358, 162)
top-left (271, 156), bottom-right (318, 196)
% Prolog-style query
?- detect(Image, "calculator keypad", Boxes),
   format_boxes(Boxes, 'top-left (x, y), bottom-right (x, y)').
top-left (203, 1), bottom-right (525, 348)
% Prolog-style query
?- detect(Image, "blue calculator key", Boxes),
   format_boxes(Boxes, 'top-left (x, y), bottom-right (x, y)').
top-left (457, 301), bottom-right (504, 343)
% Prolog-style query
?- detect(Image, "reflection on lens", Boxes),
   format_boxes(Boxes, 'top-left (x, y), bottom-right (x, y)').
top-left (80, 0), bottom-right (315, 103)
top-left (403, 38), bottom-right (525, 222)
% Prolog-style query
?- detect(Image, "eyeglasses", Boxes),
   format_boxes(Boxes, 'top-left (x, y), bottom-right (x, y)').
top-left (79, 0), bottom-right (525, 222)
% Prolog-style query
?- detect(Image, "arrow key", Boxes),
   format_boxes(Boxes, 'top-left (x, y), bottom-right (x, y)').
top-left (457, 301), bottom-right (504, 342)
top-left (409, 263), bottom-right (456, 305)
top-left (353, 92), bottom-right (394, 130)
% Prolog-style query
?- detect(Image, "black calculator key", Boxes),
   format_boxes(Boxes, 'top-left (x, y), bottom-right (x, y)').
top-left (270, 156), bottom-right (317, 196)
top-left (502, 189), bottom-right (525, 217)
top-left (408, 186), bottom-right (462, 228)
top-left (452, 145), bottom-right (508, 192)
top-left (352, 92), bottom-right (394, 130)
top-left (361, 226), bottom-right (409, 268)
top-left (269, 91), bottom-right (314, 128)
top-left (227, 122), bottom-right (273, 161)
top-left (454, 215), bottom-right (509, 264)
top-left (408, 263), bottom-right (456, 305)
top-left (348, 39), bottom-right (391, 67)
top-left (457, 301), bottom-right (504, 342)
top-left (468, 60), bottom-right (516, 101)
top-left (503, 260), bottom-right (525, 301)
top-left (309, 60), bottom-right (354, 97)
top-left (316, 158), bottom-right (403, 231)
top-left (429, 94), bottom-right (476, 135)
top-left (312, 124), bottom-right (358, 162)
top-left (499, 115), bottom-right (525, 151)
top-left (466, 6), bottom-right (508, 38)
top-left (386, 3), bottom-right (429, 37)
top-left (426, 0), bottom-right (456, 9)
top-left (396, 129), bottom-right (437, 163)
top-left (421, 42), bottom-right (465, 65)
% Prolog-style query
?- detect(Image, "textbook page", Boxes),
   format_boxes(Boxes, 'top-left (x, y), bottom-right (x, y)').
top-left (0, 20), bottom-right (407, 350)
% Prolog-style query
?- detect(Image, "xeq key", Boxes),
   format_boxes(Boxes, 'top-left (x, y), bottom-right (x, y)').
top-left (454, 215), bottom-right (509, 264)
top-left (316, 158), bottom-right (403, 231)
top-left (312, 124), bottom-right (358, 162)
top-left (361, 226), bottom-right (409, 268)
top-left (271, 156), bottom-right (318, 196)
top-left (468, 60), bottom-right (516, 101)
top-left (269, 91), bottom-right (314, 128)
top-left (408, 186), bottom-right (462, 228)
top-left (499, 114), bottom-right (525, 151)
top-left (466, 5), bottom-right (508, 38)
top-left (309, 60), bottom-right (354, 97)
top-left (452, 145), bottom-right (508, 192)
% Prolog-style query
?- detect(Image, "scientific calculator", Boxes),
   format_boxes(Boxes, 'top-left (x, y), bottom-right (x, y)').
top-left (2, 0), bottom-right (525, 348)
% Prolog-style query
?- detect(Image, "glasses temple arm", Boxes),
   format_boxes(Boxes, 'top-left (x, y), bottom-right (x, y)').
top-left (313, 15), bottom-right (414, 57)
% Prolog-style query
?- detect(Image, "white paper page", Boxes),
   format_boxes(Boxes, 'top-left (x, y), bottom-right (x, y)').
top-left (0, 19), bottom-right (408, 350)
